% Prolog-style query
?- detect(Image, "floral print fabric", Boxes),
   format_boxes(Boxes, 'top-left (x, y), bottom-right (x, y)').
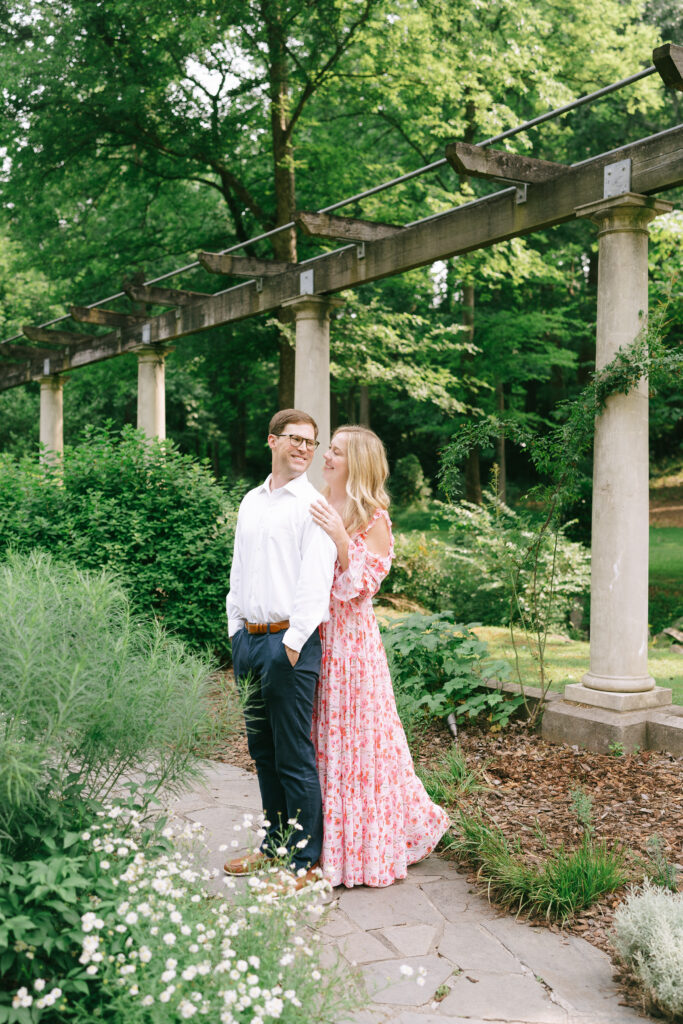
top-left (312, 509), bottom-right (450, 888)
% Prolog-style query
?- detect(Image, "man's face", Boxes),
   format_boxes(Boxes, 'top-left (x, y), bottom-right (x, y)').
top-left (268, 421), bottom-right (316, 481)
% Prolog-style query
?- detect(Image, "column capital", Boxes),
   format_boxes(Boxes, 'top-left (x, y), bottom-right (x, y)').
top-left (132, 344), bottom-right (173, 361)
top-left (575, 192), bottom-right (672, 233)
top-left (280, 294), bottom-right (344, 323)
top-left (39, 374), bottom-right (65, 390)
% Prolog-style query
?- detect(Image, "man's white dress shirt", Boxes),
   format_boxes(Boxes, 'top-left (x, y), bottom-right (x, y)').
top-left (226, 472), bottom-right (336, 652)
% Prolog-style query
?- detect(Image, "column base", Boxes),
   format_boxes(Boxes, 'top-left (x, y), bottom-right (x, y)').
top-left (565, 683), bottom-right (671, 712)
top-left (580, 671), bottom-right (656, 694)
top-left (541, 691), bottom-right (681, 755)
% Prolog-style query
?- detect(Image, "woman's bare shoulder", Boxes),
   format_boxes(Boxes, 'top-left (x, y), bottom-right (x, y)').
top-left (363, 511), bottom-right (391, 558)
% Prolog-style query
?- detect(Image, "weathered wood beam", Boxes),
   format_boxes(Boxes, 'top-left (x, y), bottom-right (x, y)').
top-left (22, 325), bottom-right (84, 348)
top-left (653, 43), bottom-right (683, 91)
top-left (0, 343), bottom-right (60, 361)
top-left (296, 210), bottom-right (403, 242)
top-left (446, 142), bottom-right (568, 183)
top-left (70, 306), bottom-right (147, 328)
top-left (198, 253), bottom-right (295, 276)
top-left (122, 281), bottom-right (211, 306)
top-left (2, 124), bottom-right (682, 392)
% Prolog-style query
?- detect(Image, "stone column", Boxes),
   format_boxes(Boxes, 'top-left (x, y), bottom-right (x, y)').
top-left (281, 295), bottom-right (343, 489)
top-left (39, 375), bottom-right (64, 464)
top-left (542, 193), bottom-right (676, 753)
top-left (136, 347), bottom-right (169, 440)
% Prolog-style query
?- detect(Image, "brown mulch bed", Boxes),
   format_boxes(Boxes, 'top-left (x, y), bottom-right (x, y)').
top-left (211, 675), bottom-right (682, 1016)
top-left (413, 719), bottom-right (683, 959)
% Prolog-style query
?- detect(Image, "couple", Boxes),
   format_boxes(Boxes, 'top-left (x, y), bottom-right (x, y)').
top-left (225, 408), bottom-right (449, 890)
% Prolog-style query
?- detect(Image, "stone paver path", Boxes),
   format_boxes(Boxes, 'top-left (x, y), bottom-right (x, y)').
top-left (167, 762), bottom-right (646, 1024)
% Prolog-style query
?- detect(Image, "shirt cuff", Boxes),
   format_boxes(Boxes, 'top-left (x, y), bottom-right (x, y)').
top-left (228, 618), bottom-right (245, 638)
top-left (282, 626), bottom-right (309, 653)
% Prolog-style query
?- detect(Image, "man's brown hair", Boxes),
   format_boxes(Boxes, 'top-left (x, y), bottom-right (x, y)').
top-left (268, 409), bottom-right (318, 438)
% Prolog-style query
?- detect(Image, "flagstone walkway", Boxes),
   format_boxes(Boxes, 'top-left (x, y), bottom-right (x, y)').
top-left (167, 761), bottom-right (647, 1024)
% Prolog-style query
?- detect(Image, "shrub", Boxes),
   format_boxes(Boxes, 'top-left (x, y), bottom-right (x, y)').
top-left (381, 611), bottom-right (519, 728)
top-left (1, 803), bottom-right (354, 1024)
top-left (384, 532), bottom-right (453, 611)
top-left (443, 496), bottom-right (591, 632)
top-left (611, 881), bottom-right (683, 1021)
top-left (390, 454), bottom-right (432, 507)
top-left (0, 550), bottom-right (216, 845)
top-left (0, 426), bottom-right (240, 658)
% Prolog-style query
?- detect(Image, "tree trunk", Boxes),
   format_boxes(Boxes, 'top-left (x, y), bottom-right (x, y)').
top-left (462, 281), bottom-right (482, 503)
top-left (495, 378), bottom-right (506, 503)
top-left (359, 384), bottom-right (370, 426)
top-left (232, 396), bottom-right (247, 475)
top-left (267, 8), bottom-right (298, 408)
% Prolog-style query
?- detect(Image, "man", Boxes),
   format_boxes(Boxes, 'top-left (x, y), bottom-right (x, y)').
top-left (224, 409), bottom-right (336, 886)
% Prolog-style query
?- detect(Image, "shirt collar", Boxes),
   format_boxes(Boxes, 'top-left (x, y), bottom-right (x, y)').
top-left (259, 472), bottom-right (309, 495)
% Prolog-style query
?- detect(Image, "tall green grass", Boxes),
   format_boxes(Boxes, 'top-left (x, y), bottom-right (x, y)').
top-left (0, 550), bottom-right (217, 847)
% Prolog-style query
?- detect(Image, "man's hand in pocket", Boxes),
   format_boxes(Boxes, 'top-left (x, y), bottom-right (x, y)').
top-left (285, 645), bottom-right (299, 667)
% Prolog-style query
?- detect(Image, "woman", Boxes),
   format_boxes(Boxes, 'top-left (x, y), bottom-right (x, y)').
top-left (310, 425), bottom-right (449, 888)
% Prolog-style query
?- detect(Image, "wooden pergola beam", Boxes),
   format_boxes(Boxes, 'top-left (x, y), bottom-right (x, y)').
top-left (1, 124), bottom-right (682, 391)
top-left (198, 253), bottom-right (295, 276)
top-left (70, 306), bottom-right (147, 328)
top-left (22, 325), bottom-right (86, 348)
top-left (653, 42), bottom-right (683, 92)
top-left (0, 343), bottom-right (62, 361)
top-left (296, 210), bottom-right (403, 241)
top-left (122, 281), bottom-right (212, 306)
top-left (446, 142), bottom-right (568, 183)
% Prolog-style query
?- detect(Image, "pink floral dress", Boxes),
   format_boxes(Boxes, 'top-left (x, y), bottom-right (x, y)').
top-left (312, 509), bottom-right (450, 888)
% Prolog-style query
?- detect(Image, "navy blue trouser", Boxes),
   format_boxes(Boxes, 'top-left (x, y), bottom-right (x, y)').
top-left (231, 626), bottom-right (323, 870)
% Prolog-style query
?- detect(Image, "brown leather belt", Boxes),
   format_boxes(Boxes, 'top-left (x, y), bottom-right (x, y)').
top-left (245, 619), bottom-right (290, 635)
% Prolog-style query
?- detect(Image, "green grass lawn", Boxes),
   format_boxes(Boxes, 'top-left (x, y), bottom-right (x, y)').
top-left (474, 626), bottom-right (683, 705)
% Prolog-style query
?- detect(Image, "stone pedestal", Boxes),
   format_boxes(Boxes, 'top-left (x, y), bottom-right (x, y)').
top-left (282, 295), bottom-right (343, 489)
top-left (542, 193), bottom-right (674, 753)
top-left (39, 375), bottom-right (64, 465)
top-left (136, 347), bottom-right (169, 440)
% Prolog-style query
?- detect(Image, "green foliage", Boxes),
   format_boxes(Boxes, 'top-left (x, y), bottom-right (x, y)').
top-left (0, 550), bottom-right (215, 845)
top-left (417, 746), bottom-right (486, 806)
top-left (0, 790), bottom-right (171, 1018)
top-left (0, 426), bottom-right (239, 658)
top-left (447, 809), bottom-right (627, 923)
top-left (612, 881), bottom-right (683, 1021)
top-left (443, 494), bottom-right (590, 632)
top-left (381, 611), bottom-right (520, 727)
top-left (385, 532), bottom-right (454, 610)
top-left (390, 454), bottom-right (432, 508)
top-left (642, 835), bottom-right (679, 893)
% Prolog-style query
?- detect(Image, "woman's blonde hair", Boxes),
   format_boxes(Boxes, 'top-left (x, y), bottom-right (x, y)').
top-left (327, 425), bottom-right (390, 535)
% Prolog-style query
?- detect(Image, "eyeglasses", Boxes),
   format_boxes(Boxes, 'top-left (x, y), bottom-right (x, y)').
top-left (276, 433), bottom-right (320, 451)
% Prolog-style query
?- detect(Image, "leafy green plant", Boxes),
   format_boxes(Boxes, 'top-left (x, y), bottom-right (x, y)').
top-left (418, 746), bottom-right (487, 805)
top-left (611, 881), bottom-right (683, 1021)
top-left (439, 306), bottom-right (682, 721)
top-left (643, 835), bottom-right (678, 893)
top-left (390, 454), bottom-right (432, 508)
top-left (569, 787), bottom-right (595, 841)
top-left (608, 741), bottom-right (625, 758)
top-left (381, 611), bottom-right (520, 727)
top-left (0, 425), bottom-right (241, 659)
top-left (384, 531), bottom-right (454, 611)
top-left (0, 550), bottom-right (216, 845)
top-left (446, 808), bottom-right (627, 923)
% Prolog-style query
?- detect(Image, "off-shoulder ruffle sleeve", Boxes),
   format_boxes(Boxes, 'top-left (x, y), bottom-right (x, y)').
top-left (330, 511), bottom-right (393, 602)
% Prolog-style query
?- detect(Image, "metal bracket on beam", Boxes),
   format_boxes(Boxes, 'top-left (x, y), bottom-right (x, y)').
top-left (43, 358), bottom-right (51, 376)
top-left (141, 324), bottom-right (151, 345)
top-left (300, 269), bottom-right (314, 295)
top-left (604, 158), bottom-right (631, 197)
top-left (255, 277), bottom-right (264, 293)
top-left (356, 242), bottom-right (366, 259)
top-left (515, 184), bottom-right (528, 205)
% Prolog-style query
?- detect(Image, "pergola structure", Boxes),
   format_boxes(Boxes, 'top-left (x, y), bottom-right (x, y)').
top-left (2, 44), bottom-right (683, 754)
